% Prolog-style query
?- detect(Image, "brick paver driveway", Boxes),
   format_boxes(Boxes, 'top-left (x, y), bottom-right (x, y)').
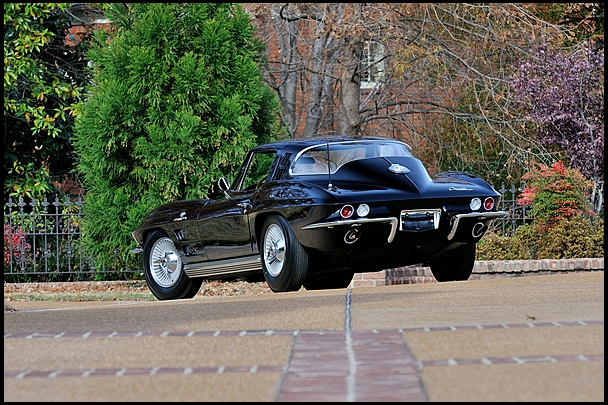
top-left (4, 271), bottom-right (604, 402)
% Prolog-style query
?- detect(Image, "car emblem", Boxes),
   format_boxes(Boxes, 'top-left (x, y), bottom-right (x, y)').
top-left (388, 163), bottom-right (410, 174)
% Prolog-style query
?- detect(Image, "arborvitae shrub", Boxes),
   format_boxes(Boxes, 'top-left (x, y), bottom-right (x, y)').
top-left (73, 4), bottom-right (282, 272)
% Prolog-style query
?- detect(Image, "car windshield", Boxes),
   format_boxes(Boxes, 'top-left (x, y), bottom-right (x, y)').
top-left (290, 140), bottom-right (413, 176)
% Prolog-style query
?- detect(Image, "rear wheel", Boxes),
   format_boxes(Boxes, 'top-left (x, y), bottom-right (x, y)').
top-left (429, 243), bottom-right (476, 282)
top-left (143, 230), bottom-right (202, 300)
top-left (260, 215), bottom-right (308, 292)
top-left (303, 270), bottom-right (354, 290)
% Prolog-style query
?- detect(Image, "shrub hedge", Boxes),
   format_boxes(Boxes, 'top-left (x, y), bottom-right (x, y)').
top-left (477, 216), bottom-right (604, 260)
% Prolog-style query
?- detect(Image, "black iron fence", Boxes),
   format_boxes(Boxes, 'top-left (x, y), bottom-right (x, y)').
top-left (3, 195), bottom-right (138, 279)
top-left (3, 184), bottom-right (532, 278)
top-left (492, 183), bottom-right (533, 234)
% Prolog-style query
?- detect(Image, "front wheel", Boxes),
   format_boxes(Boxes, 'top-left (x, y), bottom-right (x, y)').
top-left (429, 243), bottom-right (476, 282)
top-left (260, 215), bottom-right (308, 292)
top-left (143, 230), bottom-right (202, 300)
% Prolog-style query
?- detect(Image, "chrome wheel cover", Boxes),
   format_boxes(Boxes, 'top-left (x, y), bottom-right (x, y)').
top-left (263, 223), bottom-right (286, 278)
top-left (149, 237), bottom-right (182, 288)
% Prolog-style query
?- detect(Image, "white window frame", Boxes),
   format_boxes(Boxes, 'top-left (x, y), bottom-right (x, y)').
top-left (360, 40), bottom-right (385, 89)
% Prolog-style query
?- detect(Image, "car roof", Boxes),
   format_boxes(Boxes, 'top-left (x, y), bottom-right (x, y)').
top-left (252, 136), bottom-right (403, 154)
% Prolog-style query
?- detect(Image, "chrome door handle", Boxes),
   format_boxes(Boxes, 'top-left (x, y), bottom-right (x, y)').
top-left (237, 202), bottom-right (252, 212)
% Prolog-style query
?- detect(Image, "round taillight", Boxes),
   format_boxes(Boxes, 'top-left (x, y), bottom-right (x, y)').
top-left (340, 205), bottom-right (354, 219)
top-left (470, 198), bottom-right (481, 211)
top-left (356, 204), bottom-right (370, 217)
top-left (484, 197), bottom-right (495, 210)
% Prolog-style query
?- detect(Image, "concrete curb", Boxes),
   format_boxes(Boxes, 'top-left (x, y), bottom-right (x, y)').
top-left (352, 257), bottom-right (605, 287)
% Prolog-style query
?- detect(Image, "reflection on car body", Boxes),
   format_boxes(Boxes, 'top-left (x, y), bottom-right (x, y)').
top-left (131, 136), bottom-right (508, 300)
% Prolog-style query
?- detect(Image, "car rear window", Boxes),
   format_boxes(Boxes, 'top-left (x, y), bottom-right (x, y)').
top-left (290, 141), bottom-right (413, 175)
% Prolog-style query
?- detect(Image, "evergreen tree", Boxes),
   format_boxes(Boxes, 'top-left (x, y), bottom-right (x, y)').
top-left (73, 3), bottom-right (282, 270)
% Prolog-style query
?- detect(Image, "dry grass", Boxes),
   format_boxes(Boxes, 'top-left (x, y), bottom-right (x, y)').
top-left (4, 279), bottom-right (273, 305)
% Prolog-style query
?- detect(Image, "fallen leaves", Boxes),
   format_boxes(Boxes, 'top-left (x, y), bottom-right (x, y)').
top-left (4, 279), bottom-right (272, 300)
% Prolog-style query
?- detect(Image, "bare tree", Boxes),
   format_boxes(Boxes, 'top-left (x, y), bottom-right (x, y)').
top-left (246, 4), bottom-right (401, 139)
top-left (244, 3), bottom-right (571, 183)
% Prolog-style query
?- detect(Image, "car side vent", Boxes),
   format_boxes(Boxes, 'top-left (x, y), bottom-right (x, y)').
top-left (274, 153), bottom-right (291, 180)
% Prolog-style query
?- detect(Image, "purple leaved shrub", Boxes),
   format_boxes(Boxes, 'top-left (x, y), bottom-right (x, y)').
top-left (509, 43), bottom-right (603, 213)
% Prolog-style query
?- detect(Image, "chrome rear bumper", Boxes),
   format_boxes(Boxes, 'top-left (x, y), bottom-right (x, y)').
top-left (446, 211), bottom-right (509, 241)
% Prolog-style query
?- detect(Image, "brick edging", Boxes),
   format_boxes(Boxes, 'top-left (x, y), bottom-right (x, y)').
top-left (4, 258), bottom-right (604, 290)
top-left (351, 258), bottom-right (605, 287)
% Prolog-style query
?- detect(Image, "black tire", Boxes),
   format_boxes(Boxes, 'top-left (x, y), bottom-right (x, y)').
top-left (260, 215), bottom-right (308, 292)
top-left (429, 243), bottom-right (476, 282)
top-left (303, 270), bottom-right (354, 290)
top-left (143, 230), bottom-right (202, 300)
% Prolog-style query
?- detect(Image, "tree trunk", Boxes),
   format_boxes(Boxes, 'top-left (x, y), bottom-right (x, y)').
top-left (337, 40), bottom-right (361, 138)
top-left (277, 21), bottom-right (298, 139)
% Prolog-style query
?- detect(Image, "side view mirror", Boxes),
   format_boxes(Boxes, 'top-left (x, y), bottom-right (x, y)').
top-left (218, 177), bottom-right (231, 199)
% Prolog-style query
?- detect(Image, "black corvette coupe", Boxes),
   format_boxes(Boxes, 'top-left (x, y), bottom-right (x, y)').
top-left (131, 136), bottom-right (508, 300)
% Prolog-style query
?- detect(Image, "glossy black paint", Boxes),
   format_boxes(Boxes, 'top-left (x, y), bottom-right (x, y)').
top-left (131, 136), bottom-right (507, 280)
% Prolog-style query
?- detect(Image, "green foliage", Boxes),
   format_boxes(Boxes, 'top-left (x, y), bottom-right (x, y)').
top-left (4, 3), bottom-right (95, 202)
top-left (72, 3), bottom-right (283, 269)
top-left (428, 111), bottom-right (538, 186)
top-left (476, 231), bottom-right (528, 261)
top-left (477, 216), bottom-right (604, 260)
top-left (5, 161), bottom-right (53, 199)
top-left (242, 152), bottom-right (275, 190)
top-left (517, 161), bottom-right (594, 224)
top-left (477, 160), bottom-right (602, 260)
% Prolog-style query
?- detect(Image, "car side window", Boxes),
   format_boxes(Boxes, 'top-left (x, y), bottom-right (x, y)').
top-left (292, 150), bottom-right (330, 175)
top-left (241, 152), bottom-right (276, 191)
top-left (292, 146), bottom-right (367, 175)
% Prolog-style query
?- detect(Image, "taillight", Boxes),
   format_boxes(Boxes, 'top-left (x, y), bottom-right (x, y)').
top-left (356, 204), bottom-right (370, 217)
top-left (484, 197), bottom-right (495, 210)
top-left (470, 198), bottom-right (481, 211)
top-left (340, 205), bottom-right (354, 219)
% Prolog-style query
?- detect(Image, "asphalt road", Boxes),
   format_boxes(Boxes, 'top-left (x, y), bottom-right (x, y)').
top-left (4, 271), bottom-right (604, 402)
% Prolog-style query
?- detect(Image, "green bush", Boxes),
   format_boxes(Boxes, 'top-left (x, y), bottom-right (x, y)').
top-left (518, 161), bottom-right (595, 223)
top-left (476, 230), bottom-right (529, 261)
top-left (72, 4), bottom-right (283, 271)
top-left (478, 161), bottom-right (603, 261)
top-left (477, 216), bottom-right (604, 260)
